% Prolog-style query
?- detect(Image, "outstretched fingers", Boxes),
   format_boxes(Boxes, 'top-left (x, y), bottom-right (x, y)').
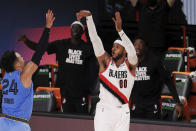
top-left (112, 11), bottom-right (122, 32)
top-left (76, 12), bottom-right (82, 21)
top-left (77, 10), bottom-right (91, 20)
top-left (46, 9), bottom-right (55, 28)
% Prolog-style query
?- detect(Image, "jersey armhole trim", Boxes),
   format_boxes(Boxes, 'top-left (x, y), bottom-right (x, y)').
top-left (99, 58), bottom-right (112, 75)
top-left (125, 60), bottom-right (136, 77)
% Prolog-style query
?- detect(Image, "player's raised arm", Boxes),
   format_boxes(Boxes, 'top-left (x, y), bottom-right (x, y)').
top-left (167, 0), bottom-right (176, 7)
top-left (77, 10), bottom-right (110, 72)
top-left (112, 12), bottom-right (138, 72)
top-left (18, 35), bottom-right (38, 51)
top-left (129, 0), bottom-right (138, 7)
top-left (20, 10), bottom-right (55, 88)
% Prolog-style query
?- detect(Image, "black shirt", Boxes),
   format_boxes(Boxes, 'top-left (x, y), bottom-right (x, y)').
top-left (131, 52), bottom-right (180, 104)
top-left (137, 1), bottom-right (170, 48)
top-left (47, 38), bottom-right (94, 98)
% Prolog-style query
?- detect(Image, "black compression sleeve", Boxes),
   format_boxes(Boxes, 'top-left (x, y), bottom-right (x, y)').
top-left (31, 28), bottom-right (50, 65)
top-left (25, 39), bottom-right (38, 51)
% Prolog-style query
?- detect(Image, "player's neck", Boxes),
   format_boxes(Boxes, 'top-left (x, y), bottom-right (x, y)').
top-left (15, 67), bottom-right (22, 71)
top-left (113, 57), bottom-right (125, 68)
top-left (138, 50), bottom-right (147, 63)
top-left (71, 37), bottom-right (81, 45)
top-left (138, 55), bottom-right (145, 63)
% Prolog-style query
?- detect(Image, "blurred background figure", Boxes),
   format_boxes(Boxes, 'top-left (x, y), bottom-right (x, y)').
top-left (18, 19), bottom-right (98, 115)
top-left (130, 37), bottom-right (183, 120)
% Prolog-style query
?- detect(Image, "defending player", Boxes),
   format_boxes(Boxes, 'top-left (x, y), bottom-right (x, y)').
top-left (0, 10), bottom-right (55, 131)
top-left (77, 10), bottom-right (137, 131)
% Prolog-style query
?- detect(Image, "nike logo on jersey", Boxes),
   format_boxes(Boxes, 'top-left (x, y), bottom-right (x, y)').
top-left (109, 69), bottom-right (127, 79)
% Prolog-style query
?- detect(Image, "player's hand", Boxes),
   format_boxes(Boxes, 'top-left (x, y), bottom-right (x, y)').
top-left (76, 10), bottom-right (92, 21)
top-left (45, 9), bottom-right (55, 29)
top-left (112, 11), bottom-right (122, 32)
top-left (175, 103), bottom-right (183, 118)
top-left (76, 13), bottom-right (81, 21)
top-left (18, 35), bottom-right (27, 43)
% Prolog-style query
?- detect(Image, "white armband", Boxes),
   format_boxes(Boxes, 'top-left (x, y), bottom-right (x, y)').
top-left (86, 15), bottom-right (105, 57)
top-left (118, 30), bottom-right (138, 65)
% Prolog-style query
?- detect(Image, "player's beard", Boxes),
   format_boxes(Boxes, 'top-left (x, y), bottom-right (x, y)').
top-left (112, 52), bottom-right (124, 62)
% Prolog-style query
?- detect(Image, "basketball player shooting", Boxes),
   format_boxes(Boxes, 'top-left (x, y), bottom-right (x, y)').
top-left (77, 10), bottom-right (138, 131)
top-left (0, 10), bottom-right (55, 131)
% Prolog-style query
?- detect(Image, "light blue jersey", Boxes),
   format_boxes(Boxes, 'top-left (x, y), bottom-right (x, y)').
top-left (0, 117), bottom-right (31, 131)
top-left (0, 70), bottom-right (33, 131)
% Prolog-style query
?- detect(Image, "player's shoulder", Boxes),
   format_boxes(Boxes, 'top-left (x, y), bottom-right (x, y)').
top-left (81, 40), bottom-right (90, 46)
top-left (12, 70), bottom-right (22, 76)
top-left (52, 39), bottom-right (71, 48)
top-left (55, 38), bottom-right (69, 43)
top-left (80, 40), bottom-right (93, 50)
top-left (60, 38), bottom-right (70, 44)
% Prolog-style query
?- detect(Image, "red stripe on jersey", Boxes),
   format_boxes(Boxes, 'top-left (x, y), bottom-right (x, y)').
top-left (99, 74), bottom-right (129, 104)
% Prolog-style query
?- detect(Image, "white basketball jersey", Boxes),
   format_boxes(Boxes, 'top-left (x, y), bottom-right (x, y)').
top-left (99, 58), bottom-right (135, 106)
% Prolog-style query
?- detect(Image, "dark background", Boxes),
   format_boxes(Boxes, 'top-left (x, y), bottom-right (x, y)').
top-left (0, 0), bottom-right (100, 56)
top-left (0, 0), bottom-right (195, 57)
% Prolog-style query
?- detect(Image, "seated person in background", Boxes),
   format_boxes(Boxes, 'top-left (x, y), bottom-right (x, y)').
top-left (130, 37), bottom-right (183, 120)
top-left (0, 10), bottom-right (54, 131)
top-left (18, 15), bottom-right (97, 114)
